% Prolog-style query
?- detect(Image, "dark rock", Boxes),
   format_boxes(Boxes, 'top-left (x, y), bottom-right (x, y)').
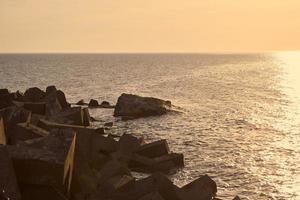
top-left (0, 90), bottom-right (13, 109)
top-left (0, 146), bottom-right (21, 200)
top-left (89, 99), bottom-right (99, 107)
top-left (52, 107), bottom-right (85, 126)
top-left (178, 175), bottom-right (217, 200)
top-left (23, 102), bottom-right (46, 115)
top-left (0, 117), bottom-right (6, 145)
top-left (56, 90), bottom-right (69, 109)
top-left (129, 153), bottom-right (184, 173)
top-left (37, 118), bottom-right (97, 134)
top-left (45, 85), bottom-right (57, 95)
top-left (19, 184), bottom-right (67, 200)
top-left (100, 101), bottom-right (115, 108)
top-left (0, 106), bottom-right (31, 135)
top-left (135, 140), bottom-right (170, 158)
top-left (0, 89), bottom-right (9, 96)
top-left (8, 130), bottom-right (76, 195)
top-left (232, 196), bottom-right (241, 200)
top-left (70, 131), bottom-right (118, 194)
top-left (139, 192), bottom-right (165, 200)
top-left (112, 172), bottom-right (181, 200)
top-left (9, 122), bottom-right (49, 145)
top-left (76, 99), bottom-right (85, 105)
top-left (119, 134), bottom-right (144, 154)
top-left (104, 174), bottom-right (135, 192)
top-left (24, 87), bottom-right (46, 102)
top-left (82, 107), bottom-right (91, 126)
top-left (104, 122), bottom-right (114, 127)
top-left (114, 94), bottom-right (171, 119)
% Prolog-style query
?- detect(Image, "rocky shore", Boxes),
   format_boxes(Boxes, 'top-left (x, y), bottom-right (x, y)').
top-left (0, 86), bottom-right (240, 200)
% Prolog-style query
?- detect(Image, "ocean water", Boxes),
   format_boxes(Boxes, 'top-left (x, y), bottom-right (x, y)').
top-left (1, 53), bottom-right (300, 199)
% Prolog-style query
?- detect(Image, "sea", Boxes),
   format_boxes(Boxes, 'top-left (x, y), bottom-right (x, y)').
top-left (1, 53), bottom-right (300, 200)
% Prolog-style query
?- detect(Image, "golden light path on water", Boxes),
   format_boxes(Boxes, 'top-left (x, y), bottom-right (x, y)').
top-left (271, 52), bottom-right (300, 199)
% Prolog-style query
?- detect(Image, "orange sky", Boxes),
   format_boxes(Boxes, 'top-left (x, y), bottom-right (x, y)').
top-left (1, 0), bottom-right (300, 53)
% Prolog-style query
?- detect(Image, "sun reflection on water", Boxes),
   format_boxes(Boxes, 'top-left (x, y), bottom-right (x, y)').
top-left (271, 52), bottom-right (300, 199)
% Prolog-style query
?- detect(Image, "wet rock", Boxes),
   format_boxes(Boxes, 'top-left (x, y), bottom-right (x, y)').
top-left (129, 153), bottom-right (184, 173)
top-left (0, 146), bottom-right (21, 200)
top-left (114, 94), bottom-right (171, 119)
top-left (135, 140), bottom-right (170, 158)
top-left (23, 102), bottom-right (46, 115)
top-left (24, 87), bottom-right (46, 102)
top-left (178, 175), bottom-right (217, 200)
top-left (0, 117), bottom-right (6, 145)
top-left (89, 99), bottom-right (99, 107)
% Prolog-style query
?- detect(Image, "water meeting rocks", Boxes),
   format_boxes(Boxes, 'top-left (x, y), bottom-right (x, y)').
top-left (114, 93), bottom-right (172, 119)
top-left (0, 87), bottom-right (240, 200)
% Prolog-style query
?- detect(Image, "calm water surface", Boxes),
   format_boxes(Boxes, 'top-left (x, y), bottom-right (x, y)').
top-left (1, 53), bottom-right (300, 199)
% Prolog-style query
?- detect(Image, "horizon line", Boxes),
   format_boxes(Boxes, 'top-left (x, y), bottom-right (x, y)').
top-left (0, 50), bottom-right (299, 55)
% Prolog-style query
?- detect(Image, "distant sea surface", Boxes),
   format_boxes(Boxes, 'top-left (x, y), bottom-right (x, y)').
top-left (1, 53), bottom-right (300, 200)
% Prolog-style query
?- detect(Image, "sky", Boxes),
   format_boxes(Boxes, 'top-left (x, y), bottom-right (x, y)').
top-left (1, 0), bottom-right (300, 53)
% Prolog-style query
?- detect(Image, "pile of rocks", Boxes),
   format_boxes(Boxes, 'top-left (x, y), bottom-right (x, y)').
top-left (0, 87), bottom-right (240, 200)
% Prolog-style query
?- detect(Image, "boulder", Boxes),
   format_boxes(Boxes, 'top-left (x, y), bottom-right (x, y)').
top-left (100, 101), bottom-right (115, 108)
top-left (0, 117), bottom-right (6, 145)
top-left (45, 85), bottom-right (57, 95)
top-left (37, 118), bottom-right (100, 134)
top-left (24, 87), bottom-right (45, 102)
top-left (56, 90), bottom-right (69, 109)
top-left (177, 175), bottom-right (217, 200)
top-left (45, 96), bottom-right (62, 117)
top-left (0, 146), bottom-right (21, 200)
top-left (45, 86), bottom-right (69, 109)
top-left (104, 174), bottom-right (135, 192)
top-left (104, 122), bottom-right (114, 127)
top-left (111, 172), bottom-right (181, 200)
top-left (52, 107), bottom-right (87, 126)
top-left (9, 122), bottom-right (49, 145)
top-left (8, 130), bottom-right (76, 196)
top-left (23, 102), bottom-right (46, 115)
top-left (82, 107), bottom-right (91, 126)
top-left (0, 89), bottom-right (9, 96)
top-left (119, 134), bottom-right (144, 154)
top-left (114, 94), bottom-right (171, 119)
top-left (129, 153), bottom-right (184, 173)
top-left (89, 99), bottom-right (99, 107)
top-left (0, 90), bottom-right (13, 109)
top-left (19, 184), bottom-right (67, 200)
top-left (76, 99), bottom-right (85, 105)
top-left (139, 192), bottom-right (165, 200)
top-left (135, 140), bottom-right (170, 158)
